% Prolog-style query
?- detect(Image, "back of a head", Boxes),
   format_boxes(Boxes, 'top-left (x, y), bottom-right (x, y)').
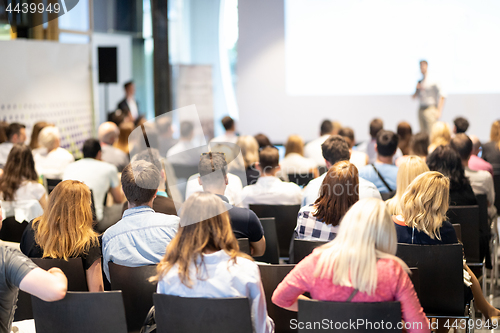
top-left (314, 161), bottom-right (359, 227)
top-left (259, 146), bottom-right (279, 174)
top-left (33, 180), bottom-right (97, 260)
top-left (82, 139), bottom-right (101, 159)
top-left (399, 171), bottom-right (449, 239)
top-left (429, 121), bottom-right (451, 146)
top-left (221, 116), bottom-right (235, 131)
top-left (338, 127), bottom-right (355, 148)
top-left (180, 121), bottom-right (194, 139)
top-left (427, 145), bottom-right (468, 190)
top-left (131, 148), bottom-right (163, 173)
top-left (117, 121), bottom-right (135, 144)
top-left (29, 121), bottom-right (51, 149)
top-left (469, 135), bottom-right (481, 154)
top-left (98, 122), bottom-right (120, 145)
top-left (397, 122), bottom-right (412, 140)
top-left (254, 133), bottom-right (271, 149)
top-left (237, 135), bottom-right (259, 168)
top-left (450, 133), bottom-right (473, 161)
top-left (285, 135), bottom-right (304, 156)
top-left (0, 144), bottom-right (37, 201)
top-left (198, 152), bottom-right (227, 190)
top-left (376, 130), bottom-right (399, 157)
top-left (321, 135), bottom-right (350, 165)
top-left (38, 126), bottom-right (60, 151)
top-left (121, 160), bottom-right (160, 206)
top-left (0, 121), bottom-right (7, 144)
top-left (453, 117), bottom-right (469, 134)
top-left (320, 120), bottom-right (333, 136)
top-left (6, 122), bottom-right (25, 142)
top-left (369, 118), bottom-right (384, 138)
top-left (409, 132), bottom-right (429, 157)
top-left (315, 198), bottom-right (403, 295)
top-left (491, 120), bottom-right (500, 147)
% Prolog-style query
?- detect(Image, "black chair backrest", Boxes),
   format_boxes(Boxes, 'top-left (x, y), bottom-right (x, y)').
top-left (32, 291), bottom-right (128, 333)
top-left (108, 263), bottom-right (157, 333)
top-left (452, 224), bottom-right (462, 243)
top-left (15, 257), bottom-right (88, 322)
top-left (298, 299), bottom-right (402, 332)
top-left (259, 264), bottom-right (297, 332)
top-left (287, 173), bottom-right (315, 187)
top-left (253, 218), bottom-right (280, 264)
top-left (396, 243), bottom-right (464, 315)
top-left (494, 174), bottom-right (500, 213)
top-left (153, 294), bottom-right (253, 333)
top-left (237, 238), bottom-right (251, 256)
top-left (447, 205), bottom-right (480, 263)
top-left (45, 178), bottom-right (62, 194)
top-left (249, 205), bottom-right (301, 258)
top-left (292, 239), bottom-right (329, 264)
top-left (0, 216), bottom-right (28, 242)
top-left (409, 267), bottom-right (420, 300)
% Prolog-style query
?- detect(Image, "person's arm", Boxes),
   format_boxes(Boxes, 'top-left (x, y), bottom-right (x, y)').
top-left (19, 267), bottom-right (67, 302)
top-left (250, 236), bottom-right (266, 257)
top-left (86, 258), bottom-right (104, 292)
top-left (38, 193), bottom-right (48, 211)
top-left (412, 82), bottom-right (421, 99)
top-left (247, 212), bottom-right (266, 257)
top-left (110, 186), bottom-right (124, 204)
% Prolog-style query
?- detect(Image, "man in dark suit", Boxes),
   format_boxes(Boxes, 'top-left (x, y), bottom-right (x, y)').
top-left (121, 149), bottom-right (178, 216)
top-left (117, 81), bottom-right (139, 121)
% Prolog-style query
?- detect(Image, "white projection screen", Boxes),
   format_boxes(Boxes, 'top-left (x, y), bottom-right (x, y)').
top-left (237, 0), bottom-right (500, 143)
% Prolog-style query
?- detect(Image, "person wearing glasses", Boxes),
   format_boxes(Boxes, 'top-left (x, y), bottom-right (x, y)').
top-left (241, 146), bottom-right (302, 208)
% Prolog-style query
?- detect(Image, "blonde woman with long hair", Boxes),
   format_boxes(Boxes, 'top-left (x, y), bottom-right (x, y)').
top-left (394, 171), bottom-right (500, 321)
top-left (481, 120), bottom-right (500, 169)
top-left (386, 156), bottom-right (429, 215)
top-left (428, 121), bottom-right (451, 153)
top-left (236, 135), bottom-right (260, 185)
top-left (20, 180), bottom-right (103, 292)
top-left (152, 192), bottom-right (274, 333)
top-left (273, 198), bottom-right (429, 332)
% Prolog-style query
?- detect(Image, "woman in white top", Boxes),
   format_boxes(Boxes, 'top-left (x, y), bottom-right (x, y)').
top-left (33, 126), bottom-right (74, 179)
top-left (280, 135), bottom-right (318, 178)
top-left (152, 192), bottom-right (274, 333)
top-left (0, 144), bottom-right (47, 221)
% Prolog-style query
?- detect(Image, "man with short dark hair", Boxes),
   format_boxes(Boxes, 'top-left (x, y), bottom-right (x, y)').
top-left (302, 135), bottom-right (380, 206)
top-left (453, 117), bottom-right (470, 134)
top-left (0, 123), bottom-right (26, 168)
top-left (358, 130), bottom-right (399, 194)
top-left (241, 146), bottom-right (302, 208)
top-left (63, 138), bottom-right (124, 232)
top-left (211, 116), bottom-right (237, 144)
top-left (117, 81), bottom-right (139, 121)
top-left (338, 127), bottom-right (369, 169)
top-left (166, 121), bottom-right (200, 166)
top-left (198, 153), bottom-right (265, 256)
top-left (451, 134), bottom-right (496, 219)
top-left (102, 160), bottom-right (179, 281)
top-left (304, 119), bottom-right (338, 167)
top-left (356, 118), bottom-right (386, 164)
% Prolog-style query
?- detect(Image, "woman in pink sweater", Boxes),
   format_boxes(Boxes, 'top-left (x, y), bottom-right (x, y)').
top-left (272, 198), bottom-right (430, 333)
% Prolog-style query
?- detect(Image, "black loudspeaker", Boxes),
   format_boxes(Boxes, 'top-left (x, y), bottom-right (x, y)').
top-left (98, 47), bottom-right (118, 83)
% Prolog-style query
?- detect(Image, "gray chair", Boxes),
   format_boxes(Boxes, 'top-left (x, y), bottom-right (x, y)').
top-left (237, 238), bottom-right (251, 256)
top-left (291, 238), bottom-right (329, 264)
top-left (253, 217), bottom-right (280, 264)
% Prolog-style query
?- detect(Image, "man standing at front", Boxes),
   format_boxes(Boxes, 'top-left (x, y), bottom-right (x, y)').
top-left (413, 60), bottom-right (446, 133)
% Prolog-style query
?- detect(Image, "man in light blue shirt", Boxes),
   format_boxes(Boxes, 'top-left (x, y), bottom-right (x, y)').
top-left (358, 130), bottom-right (399, 194)
top-left (102, 160), bottom-right (179, 281)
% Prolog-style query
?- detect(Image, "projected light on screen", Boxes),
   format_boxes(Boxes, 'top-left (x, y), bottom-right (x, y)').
top-left (285, 0), bottom-right (500, 96)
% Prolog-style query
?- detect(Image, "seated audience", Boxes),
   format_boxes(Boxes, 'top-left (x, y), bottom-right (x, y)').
top-left (453, 116), bottom-right (469, 134)
top-left (280, 135), bottom-right (318, 177)
top-left (428, 121), bottom-right (451, 153)
top-left (20, 180), bottom-right (103, 292)
top-left (427, 145), bottom-right (477, 206)
top-left (156, 117), bottom-right (178, 157)
top-left (0, 144), bottom-right (47, 222)
top-left (395, 132), bottom-right (429, 166)
top-left (211, 116), bottom-right (238, 144)
top-left (102, 161), bottom-right (179, 281)
top-left (98, 122), bottom-right (129, 172)
top-left (304, 120), bottom-right (336, 167)
top-left (359, 130), bottom-right (399, 196)
top-left (451, 134), bottom-right (496, 219)
top-left (295, 161), bottom-right (358, 241)
top-left (302, 135), bottom-right (380, 206)
top-left (468, 135), bottom-right (493, 175)
top-left (198, 152), bottom-right (265, 256)
top-left (63, 139), bottom-right (124, 232)
top-left (394, 171), bottom-right (500, 321)
top-left (0, 245), bottom-right (67, 331)
top-left (338, 127), bottom-right (368, 170)
top-left (272, 198), bottom-right (429, 333)
top-left (397, 121), bottom-right (413, 155)
top-left (481, 120), bottom-right (500, 171)
top-left (166, 121), bottom-right (200, 166)
top-left (113, 121), bottom-right (135, 155)
top-left (151, 192), bottom-right (274, 333)
top-left (0, 123), bottom-right (26, 168)
top-left (254, 133), bottom-right (272, 149)
top-left (386, 156), bottom-right (429, 215)
top-left (236, 135), bottom-right (260, 186)
top-left (241, 146), bottom-right (302, 208)
top-left (28, 121), bottom-right (51, 150)
top-left (356, 118), bottom-right (383, 164)
top-left (33, 126), bottom-right (74, 179)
